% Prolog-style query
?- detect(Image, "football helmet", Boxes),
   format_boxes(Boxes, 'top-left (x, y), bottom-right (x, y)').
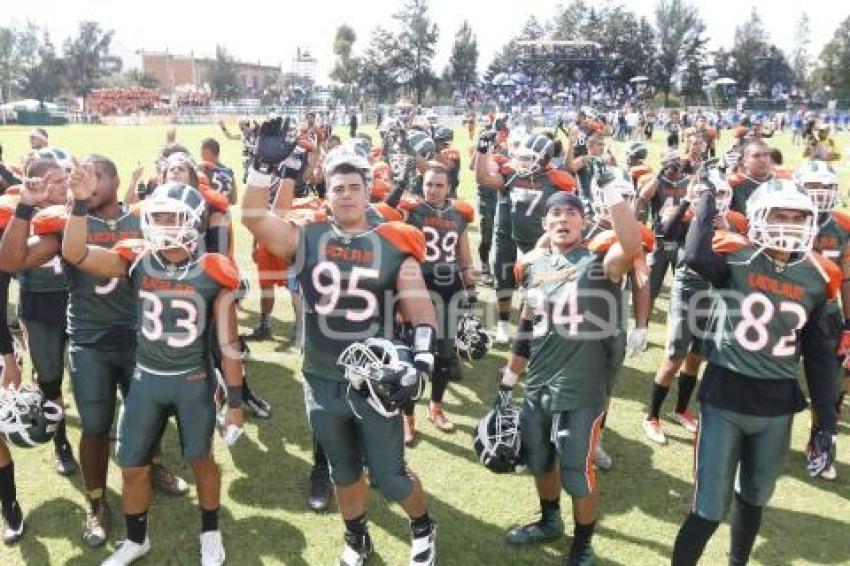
top-left (795, 160), bottom-right (838, 213)
top-left (747, 179), bottom-right (818, 254)
top-left (337, 338), bottom-right (421, 418)
top-left (36, 147), bottom-right (73, 171)
top-left (432, 125), bottom-right (454, 146)
top-left (510, 134), bottom-right (554, 177)
top-left (624, 141), bottom-right (648, 164)
top-left (0, 385), bottom-right (63, 447)
top-left (473, 406), bottom-right (522, 473)
top-left (324, 146), bottom-right (373, 187)
top-left (141, 182), bottom-right (208, 254)
top-left (456, 312), bottom-right (491, 361)
top-left (688, 170), bottom-right (733, 213)
top-left (407, 130), bottom-right (436, 160)
top-left (590, 167), bottom-right (636, 219)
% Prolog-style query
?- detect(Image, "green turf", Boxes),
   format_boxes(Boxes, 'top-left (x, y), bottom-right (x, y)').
top-left (0, 122), bottom-right (848, 565)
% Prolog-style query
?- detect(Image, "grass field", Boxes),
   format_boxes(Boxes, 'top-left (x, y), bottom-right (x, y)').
top-left (0, 121), bottom-right (848, 566)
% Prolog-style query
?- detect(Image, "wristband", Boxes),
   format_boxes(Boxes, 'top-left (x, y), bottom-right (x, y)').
top-left (72, 199), bottom-right (90, 216)
top-left (227, 386), bottom-right (243, 408)
top-left (246, 168), bottom-right (274, 188)
top-left (501, 367), bottom-right (519, 388)
top-left (14, 203), bottom-right (35, 221)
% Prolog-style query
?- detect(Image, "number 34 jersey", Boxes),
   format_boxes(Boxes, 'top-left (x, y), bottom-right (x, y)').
top-left (117, 243), bottom-right (240, 375)
top-left (297, 221), bottom-right (425, 382)
top-left (399, 198), bottom-right (474, 278)
top-left (706, 233), bottom-right (841, 380)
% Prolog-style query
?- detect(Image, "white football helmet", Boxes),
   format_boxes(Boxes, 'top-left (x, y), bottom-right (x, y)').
top-left (747, 179), bottom-right (818, 254)
top-left (337, 338), bottom-right (420, 418)
top-left (141, 182), bottom-right (208, 254)
top-left (36, 147), bottom-right (73, 172)
top-left (688, 170), bottom-right (733, 213)
top-left (795, 160), bottom-right (838, 213)
top-left (324, 145), bottom-right (373, 186)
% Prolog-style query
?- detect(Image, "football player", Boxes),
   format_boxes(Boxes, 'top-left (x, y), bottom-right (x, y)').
top-left (395, 162), bottom-right (476, 441)
top-left (199, 138), bottom-right (238, 205)
top-left (671, 180), bottom-right (841, 565)
top-left (728, 140), bottom-right (775, 214)
top-left (242, 117), bottom-right (439, 566)
top-left (476, 132), bottom-right (576, 346)
top-left (798, 160), bottom-right (849, 480)
top-left (0, 158), bottom-right (77, 477)
top-left (496, 186), bottom-right (642, 565)
top-left (63, 168), bottom-right (244, 566)
top-left (432, 125), bottom-right (460, 199)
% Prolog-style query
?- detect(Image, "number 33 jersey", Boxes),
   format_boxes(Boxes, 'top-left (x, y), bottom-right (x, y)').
top-left (297, 221), bottom-right (425, 382)
top-left (118, 244), bottom-right (240, 375)
top-left (707, 233), bottom-right (841, 380)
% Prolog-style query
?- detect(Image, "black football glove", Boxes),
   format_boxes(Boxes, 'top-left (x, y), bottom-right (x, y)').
top-left (477, 130), bottom-right (497, 155)
top-left (387, 364), bottom-right (427, 410)
top-left (253, 117), bottom-right (296, 174)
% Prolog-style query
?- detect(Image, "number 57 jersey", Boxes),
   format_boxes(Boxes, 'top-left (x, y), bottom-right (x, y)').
top-left (706, 234), bottom-right (841, 380)
top-left (297, 221), bottom-right (425, 382)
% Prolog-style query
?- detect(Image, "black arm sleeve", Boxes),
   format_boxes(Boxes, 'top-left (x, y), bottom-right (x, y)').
top-left (0, 272), bottom-right (13, 355)
top-left (802, 302), bottom-right (842, 433)
top-left (205, 225), bottom-right (229, 255)
top-left (0, 164), bottom-right (22, 189)
top-left (384, 184), bottom-right (405, 209)
top-left (659, 200), bottom-right (692, 242)
top-left (683, 192), bottom-right (730, 287)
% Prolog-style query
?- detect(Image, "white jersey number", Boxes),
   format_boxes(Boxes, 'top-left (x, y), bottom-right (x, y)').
top-left (311, 262), bottom-right (378, 322)
top-left (139, 290), bottom-right (200, 348)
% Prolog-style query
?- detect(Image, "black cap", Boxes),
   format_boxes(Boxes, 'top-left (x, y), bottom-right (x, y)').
top-left (544, 192), bottom-right (585, 216)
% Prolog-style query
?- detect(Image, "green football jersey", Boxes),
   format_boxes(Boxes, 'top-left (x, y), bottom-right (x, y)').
top-left (520, 245), bottom-right (627, 410)
top-left (705, 235), bottom-right (839, 380)
top-left (297, 221), bottom-right (425, 382)
top-left (729, 173), bottom-right (770, 215)
top-left (401, 198), bottom-right (473, 277)
top-left (66, 209), bottom-right (141, 345)
top-left (504, 169), bottom-right (574, 247)
top-left (814, 211), bottom-right (850, 264)
top-left (129, 249), bottom-right (239, 375)
top-left (19, 204), bottom-right (68, 293)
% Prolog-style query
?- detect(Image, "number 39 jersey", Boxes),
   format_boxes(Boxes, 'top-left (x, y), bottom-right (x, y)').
top-left (399, 198), bottom-right (474, 278)
top-left (516, 243), bottom-right (627, 411)
top-left (65, 208), bottom-right (142, 346)
top-left (120, 244), bottom-right (240, 375)
top-left (706, 234), bottom-right (841, 380)
top-left (297, 221), bottom-right (425, 382)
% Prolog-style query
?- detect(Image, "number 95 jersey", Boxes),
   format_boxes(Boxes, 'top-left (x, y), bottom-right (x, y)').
top-left (706, 233), bottom-right (841, 380)
top-left (297, 221), bottom-right (425, 382)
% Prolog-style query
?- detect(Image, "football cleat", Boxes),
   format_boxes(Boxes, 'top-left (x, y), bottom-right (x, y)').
top-left (151, 463), bottom-right (189, 496)
top-left (506, 514), bottom-right (565, 545)
top-left (0, 385), bottom-right (63, 448)
top-left (643, 418), bottom-right (667, 445)
top-left (83, 501), bottom-right (111, 548)
top-left (2, 503), bottom-right (24, 545)
top-left (473, 406), bottom-right (522, 473)
top-left (427, 404), bottom-right (454, 433)
top-left (244, 387), bottom-right (272, 419)
top-left (55, 440), bottom-right (79, 476)
top-left (593, 444), bottom-right (612, 471)
top-left (200, 530), bottom-right (226, 566)
top-left (307, 464), bottom-right (332, 513)
top-left (101, 537), bottom-right (151, 566)
top-left (410, 522), bottom-right (437, 566)
top-left (494, 321), bottom-right (511, 347)
top-left (456, 312), bottom-right (492, 361)
top-left (670, 410), bottom-right (698, 433)
top-left (564, 542), bottom-right (596, 566)
top-left (339, 531), bottom-right (373, 566)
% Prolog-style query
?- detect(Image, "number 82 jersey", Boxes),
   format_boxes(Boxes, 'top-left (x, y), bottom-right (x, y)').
top-left (706, 233), bottom-right (841, 380)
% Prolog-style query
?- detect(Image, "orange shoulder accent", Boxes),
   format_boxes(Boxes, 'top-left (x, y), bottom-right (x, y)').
top-left (197, 171), bottom-right (211, 192)
top-left (201, 188), bottom-right (229, 213)
top-left (832, 211), bottom-right (850, 232)
top-left (735, 126), bottom-right (748, 139)
top-left (398, 197), bottom-right (420, 212)
top-left (630, 165), bottom-right (653, 181)
top-left (32, 205), bottom-right (68, 235)
top-left (285, 208), bottom-right (326, 226)
top-left (114, 238), bottom-right (147, 262)
top-left (373, 202), bottom-right (404, 222)
top-left (371, 177), bottom-right (391, 202)
top-left (546, 169), bottom-right (576, 191)
top-left (588, 229), bottom-right (617, 254)
top-left (4, 184), bottom-right (21, 196)
top-left (711, 231), bottom-right (749, 254)
top-left (639, 224), bottom-right (656, 252)
top-left (201, 253), bottom-right (240, 290)
top-left (774, 167), bottom-right (793, 180)
top-left (809, 252), bottom-right (842, 300)
top-left (725, 210), bottom-right (749, 234)
top-left (0, 195), bottom-right (19, 229)
top-left (451, 199), bottom-right (475, 223)
top-left (727, 173), bottom-right (746, 188)
top-left (376, 222), bottom-right (425, 262)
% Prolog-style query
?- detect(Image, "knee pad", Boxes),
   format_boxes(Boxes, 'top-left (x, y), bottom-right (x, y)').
top-left (373, 468), bottom-right (414, 502)
top-left (38, 379), bottom-right (62, 402)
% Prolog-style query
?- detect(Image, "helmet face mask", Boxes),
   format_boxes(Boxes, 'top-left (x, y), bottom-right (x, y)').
top-left (747, 180), bottom-right (818, 255)
top-left (337, 338), bottom-right (418, 418)
top-left (510, 134), bottom-right (553, 177)
top-left (796, 160), bottom-right (839, 213)
top-left (0, 385), bottom-right (63, 447)
top-left (141, 183), bottom-right (207, 255)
